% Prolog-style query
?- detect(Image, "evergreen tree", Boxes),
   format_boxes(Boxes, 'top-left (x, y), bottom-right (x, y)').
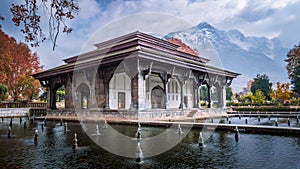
top-left (226, 86), bottom-right (233, 101)
top-left (250, 74), bottom-right (272, 100)
top-left (200, 86), bottom-right (208, 101)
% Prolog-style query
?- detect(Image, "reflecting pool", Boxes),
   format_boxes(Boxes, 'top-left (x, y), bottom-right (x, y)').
top-left (1, 118), bottom-right (300, 168)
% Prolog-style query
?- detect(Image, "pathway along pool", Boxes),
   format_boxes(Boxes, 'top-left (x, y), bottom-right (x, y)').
top-left (0, 119), bottom-right (300, 168)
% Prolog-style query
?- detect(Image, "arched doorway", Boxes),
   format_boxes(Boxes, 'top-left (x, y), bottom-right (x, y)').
top-left (76, 83), bottom-right (90, 109)
top-left (151, 85), bottom-right (165, 109)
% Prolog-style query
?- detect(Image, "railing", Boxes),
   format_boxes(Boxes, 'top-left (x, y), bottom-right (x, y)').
top-left (0, 102), bottom-right (47, 108)
top-left (0, 102), bottom-right (47, 117)
top-left (0, 108), bottom-right (30, 117)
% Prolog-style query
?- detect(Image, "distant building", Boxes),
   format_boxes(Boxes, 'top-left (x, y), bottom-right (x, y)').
top-left (33, 32), bottom-right (239, 112)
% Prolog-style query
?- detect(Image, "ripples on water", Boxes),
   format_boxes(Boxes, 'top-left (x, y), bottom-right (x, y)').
top-left (0, 118), bottom-right (300, 168)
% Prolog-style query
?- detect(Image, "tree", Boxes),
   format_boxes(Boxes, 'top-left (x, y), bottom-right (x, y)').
top-left (0, 0), bottom-right (79, 50)
top-left (200, 85), bottom-right (208, 101)
top-left (0, 28), bottom-right (42, 101)
top-left (270, 82), bottom-right (292, 103)
top-left (226, 86), bottom-right (233, 101)
top-left (56, 86), bottom-right (65, 102)
top-left (0, 84), bottom-right (8, 101)
top-left (250, 74), bottom-right (272, 100)
top-left (285, 44), bottom-right (300, 80)
top-left (291, 61), bottom-right (300, 96)
top-left (252, 90), bottom-right (266, 105)
top-left (241, 92), bottom-right (254, 104)
top-left (18, 74), bottom-right (41, 100)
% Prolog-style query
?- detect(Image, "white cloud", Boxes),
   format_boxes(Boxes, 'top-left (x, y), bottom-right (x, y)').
top-left (2, 0), bottom-right (300, 70)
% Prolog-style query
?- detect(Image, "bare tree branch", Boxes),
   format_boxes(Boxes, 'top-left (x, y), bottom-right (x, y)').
top-left (10, 0), bottom-right (79, 50)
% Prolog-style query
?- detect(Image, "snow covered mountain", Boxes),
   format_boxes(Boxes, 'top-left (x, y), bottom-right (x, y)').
top-left (164, 22), bottom-right (289, 91)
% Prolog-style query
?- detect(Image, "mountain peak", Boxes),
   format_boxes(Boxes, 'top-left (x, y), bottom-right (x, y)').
top-left (196, 22), bottom-right (214, 29)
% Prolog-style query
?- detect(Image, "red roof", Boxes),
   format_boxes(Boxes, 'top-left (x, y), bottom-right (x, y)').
top-left (166, 38), bottom-right (199, 57)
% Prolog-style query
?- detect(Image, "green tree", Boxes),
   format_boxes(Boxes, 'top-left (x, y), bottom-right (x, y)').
top-left (252, 90), bottom-right (266, 105)
top-left (226, 86), bottom-right (233, 101)
top-left (241, 92), bottom-right (254, 104)
top-left (56, 86), bottom-right (65, 102)
top-left (250, 74), bottom-right (272, 100)
top-left (0, 84), bottom-right (8, 101)
top-left (291, 61), bottom-right (300, 97)
top-left (200, 85), bottom-right (208, 101)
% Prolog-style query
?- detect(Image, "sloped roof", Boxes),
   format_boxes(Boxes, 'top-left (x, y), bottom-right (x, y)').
top-left (33, 31), bottom-right (240, 80)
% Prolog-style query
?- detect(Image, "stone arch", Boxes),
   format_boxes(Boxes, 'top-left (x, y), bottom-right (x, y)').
top-left (49, 83), bottom-right (63, 109)
top-left (76, 83), bottom-right (90, 109)
top-left (151, 85), bottom-right (165, 109)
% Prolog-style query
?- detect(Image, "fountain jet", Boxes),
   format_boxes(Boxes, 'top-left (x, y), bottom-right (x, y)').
top-left (198, 132), bottom-right (205, 147)
top-left (73, 133), bottom-right (78, 149)
top-left (7, 126), bottom-right (11, 139)
top-left (135, 142), bottom-right (144, 164)
top-left (234, 126), bottom-right (239, 142)
top-left (177, 124), bottom-right (183, 135)
top-left (103, 120), bottom-right (108, 128)
top-left (34, 129), bottom-right (38, 143)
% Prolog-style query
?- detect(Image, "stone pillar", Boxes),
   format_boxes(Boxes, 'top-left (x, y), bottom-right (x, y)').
top-left (49, 84), bottom-right (58, 109)
top-left (138, 73), bottom-right (146, 109)
top-left (217, 85), bottom-right (222, 108)
top-left (95, 72), bottom-right (105, 108)
top-left (131, 74), bottom-right (139, 109)
top-left (164, 80), bottom-right (169, 109)
top-left (103, 79), bottom-right (110, 109)
top-left (194, 86), bottom-right (201, 108)
top-left (179, 81), bottom-right (184, 109)
top-left (64, 74), bottom-right (74, 109)
top-left (222, 86), bottom-right (226, 108)
top-left (46, 86), bottom-right (51, 109)
top-left (207, 85), bottom-right (211, 108)
top-left (98, 69), bottom-right (113, 109)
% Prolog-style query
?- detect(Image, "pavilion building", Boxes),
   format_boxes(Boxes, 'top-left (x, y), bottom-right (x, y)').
top-left (33, 31), bottom-right (239, 117)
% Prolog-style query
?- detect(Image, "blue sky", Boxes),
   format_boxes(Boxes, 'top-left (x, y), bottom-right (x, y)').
top-left (1, 0), bottom-right (300, 71)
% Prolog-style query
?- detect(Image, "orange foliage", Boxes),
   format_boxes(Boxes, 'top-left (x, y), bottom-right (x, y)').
top-left (0, 28), bottom-right (43, 101)
top-left (166, 38), bottom-right (199, 56)
top-left (270, 82), bottom-right (292, 103)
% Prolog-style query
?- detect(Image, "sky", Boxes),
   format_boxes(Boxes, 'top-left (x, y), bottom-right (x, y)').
top-left (1, 0), bottom-right (300, 87)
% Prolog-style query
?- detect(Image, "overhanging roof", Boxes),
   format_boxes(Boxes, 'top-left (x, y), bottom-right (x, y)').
top-left (33, 31), bottom-right (240, 80)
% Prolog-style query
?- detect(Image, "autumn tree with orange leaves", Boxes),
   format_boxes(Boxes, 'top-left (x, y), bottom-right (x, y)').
top-left (270, 82), bottom-right (292, 104)
top-left (0, 28), bottom-right (42, 101)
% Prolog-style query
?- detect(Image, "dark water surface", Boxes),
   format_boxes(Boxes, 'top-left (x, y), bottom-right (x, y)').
top-left (1, 118), bottom-right (300, 169)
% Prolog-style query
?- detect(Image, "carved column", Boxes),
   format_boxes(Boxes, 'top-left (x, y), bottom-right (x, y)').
top-left (194, 86), bottom-right (201, 108)
top-left (104, 70), bottom-right (113, 109)
top-left (46, 86), bottom-right (51, 110)
top-left (216, 85), bottom-right (222, 108)
top-left (131, 74), bottom-right (139, 109)
top-left (178, 79), bottom-right (184, 109)
top-left (48, 82), bottom-right (58, 110)
top-left (95, 71), bottom-right (105, 108)
top-left (64, 74), bottom-right (74, 109)
top-left (207, 84), bottom-right (211, 108)
top-left (138, 73), bottom-right (146, 109)
top-left (222, 86), bottom-right (226, 108)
